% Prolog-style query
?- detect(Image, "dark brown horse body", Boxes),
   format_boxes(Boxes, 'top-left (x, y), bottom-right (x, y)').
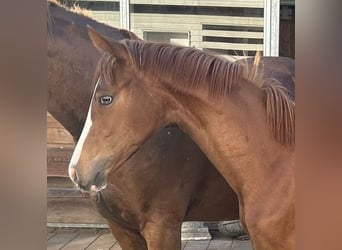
top-left (48, 2), bottom-right (294, 249)
top-left (48, 1), bottom-right (139, 141)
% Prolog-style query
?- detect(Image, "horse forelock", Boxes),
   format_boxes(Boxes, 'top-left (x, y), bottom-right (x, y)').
top-left (98, 52), bottom-right (119, 85)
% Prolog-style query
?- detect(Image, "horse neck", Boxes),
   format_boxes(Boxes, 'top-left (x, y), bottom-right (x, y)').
top-left (47, 30), bottom-right (99, 141)
top-left (47, 4), bottom-right (127, 140)
top-left (159, 78), bottom-right (294, 195)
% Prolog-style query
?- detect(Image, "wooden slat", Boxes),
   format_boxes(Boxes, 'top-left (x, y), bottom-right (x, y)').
top-left (80, 0), bottom-right (264, 8)
top-left (207, 239), bottom-right (232, 250)
top-left (46, 227), bottom-right (253, 249)
top-left (47, 147), bottom-right (74, 177)
top-left (202, 30), bottom-right (263, 39)
top-left (130, 0), bottom-right (264, 8)
top-left (48, 176), bottom-right (74, 189)
top-left (111, 241), bottom-right (124, 250)
top-left (47, 227), bottom-right (57, 240)
top-left (86, 229), bottom-right (117, 250)
top-left (47, 113), bottom-right (65, 128)
top-left (62, 228), bottom-right (103, 250)
top-left (47, 191), bottom-right (108, 225)
top-left (47, 228), bottom-right (79, 250)
top-left (47, 112), bottom-right (74, 145)
top-left (202, 41), bottom-right (263, 51)
top-left (231, 239), bottom-right (253, 250)
top-left (131, 14), bottom-right (264, 26)
top-left (47, 187), bottom-right (86, 198)
top-left (47, 127), bottom-right (75, 145)
top-left (183, 240), bottom-right (211, 250)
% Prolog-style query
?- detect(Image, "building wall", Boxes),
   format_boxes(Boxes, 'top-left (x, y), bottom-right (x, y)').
top-left (66, 0), bottom-right (265, 57)
top-left (64, 0), bottom-right (295, 58)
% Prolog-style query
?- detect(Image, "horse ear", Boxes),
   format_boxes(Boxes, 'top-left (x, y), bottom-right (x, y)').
top-left (87, 25), bottom-right (113, 53)
top-left (87, 25), bottom-right (131, 61)
top-left (118, 29), bottom-right (143, 41)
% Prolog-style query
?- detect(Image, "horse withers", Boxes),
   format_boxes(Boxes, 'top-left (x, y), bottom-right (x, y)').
top-left (68, 26), bottom-right (295, 250)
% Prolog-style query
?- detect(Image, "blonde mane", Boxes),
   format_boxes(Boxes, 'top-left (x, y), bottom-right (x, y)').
top-left (244, 52), bottom-right (295, 147)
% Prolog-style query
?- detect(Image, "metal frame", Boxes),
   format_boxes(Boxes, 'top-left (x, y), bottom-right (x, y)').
top-left (120, 0), bottom-right (130, 29)
top-left (263, 0), bottom-right (280, 56)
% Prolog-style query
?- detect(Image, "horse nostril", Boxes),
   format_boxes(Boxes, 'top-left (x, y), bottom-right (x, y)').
top-left (69, 167), bottom-right (79, 184)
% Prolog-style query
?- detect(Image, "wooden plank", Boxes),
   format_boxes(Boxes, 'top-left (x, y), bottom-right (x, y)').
top-left (202, 30), bottom-right (263, 39)
top-left (48, 187), bottom-right (86, 198)
top-left (46, 227), bottom-right (251, 250)
top-left (47, 147), bottom-right (74, 177)
top-left (202, 41), bottom-right (263, 51)
top-left (47, 113), bottom-right (65, 129)
top-left (183, 240), bottom-right (210, 250)
top-left (86, 229), bottom-right (117, 250)
top-left (111, 241), bottom-right (123, 250)
top-left (207, 233), bottom-right (234, 250)
top-left (131, 0), bottom-right (264, 8)
top-left (47, 228), bottom-right (79, 250)
top-left (47, 112), bottom-right (74, 145)
top-left (131, 14), bottom-right (264, 26)
top-left (47, 127), bottom-right (75, 145)
top-left (48, 176), bottom-right (74, 189)
top-left (82, 0), bottom-right (264, 7)
top-left (181, 240), bottom-right (188, 250)
top-left (47, 227), bottom-right (57, 240)
top-left (231, 238), bottom-right (253, 250)
top-left (62, 228), bottom-right (103, 250)
top-left (47, 194), bottom-right (108, 225)
top-left (207, 239), bottom-right (232, 250)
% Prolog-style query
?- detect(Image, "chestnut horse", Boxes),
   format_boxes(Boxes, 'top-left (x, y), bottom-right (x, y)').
top-left (48, 2), bottom-right (295, 249)
top-left (68, 26), bottom-right (295, 250)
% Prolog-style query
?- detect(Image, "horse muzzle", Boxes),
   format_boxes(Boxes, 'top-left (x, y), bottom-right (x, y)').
top-left (69, 161), bottom-right (108, 193)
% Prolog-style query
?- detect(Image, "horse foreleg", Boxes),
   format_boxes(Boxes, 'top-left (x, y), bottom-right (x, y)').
top-left (107, 219), bottom-right (148, 250)
top-left (241, 203), bottom-right (295, 250)
top-left (141, 221), bottom-right (182, 250)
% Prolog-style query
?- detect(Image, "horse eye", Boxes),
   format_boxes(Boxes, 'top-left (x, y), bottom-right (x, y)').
top-left (99, 95), bottom-right (113, 105)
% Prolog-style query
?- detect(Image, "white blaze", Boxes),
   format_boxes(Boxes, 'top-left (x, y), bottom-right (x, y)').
top-left (68, 78), bottom-right (100, 178)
